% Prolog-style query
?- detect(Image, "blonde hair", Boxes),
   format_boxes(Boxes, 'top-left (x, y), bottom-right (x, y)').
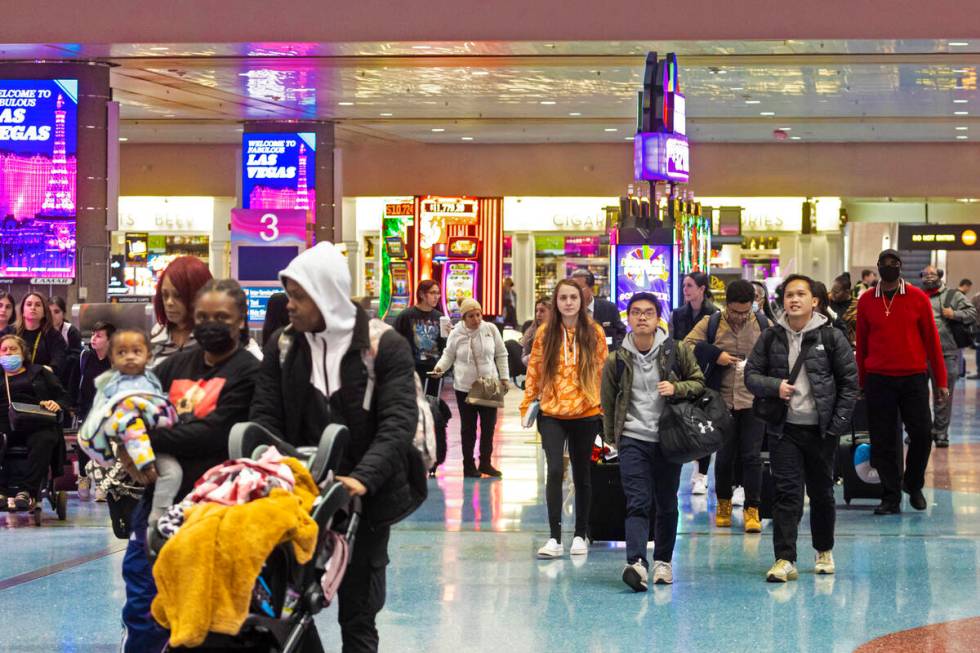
top-left (0, 334), bottom-right (29, 359)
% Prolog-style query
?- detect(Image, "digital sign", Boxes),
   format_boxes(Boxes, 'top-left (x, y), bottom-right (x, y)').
top-left (243, 285), bottom-right (284, 324)
top-left (634, 132), bottom-right (690, 183)
top-left (0, 79), bottom-right (78, 279)
top-left (231, 208), bottom-right (306, 246)
top-left (241, 132), bottom-right (315, 230)
top-left (615, 244), bottom-right (673, 322)
top-left (898, 224), bottom-right (980, 251)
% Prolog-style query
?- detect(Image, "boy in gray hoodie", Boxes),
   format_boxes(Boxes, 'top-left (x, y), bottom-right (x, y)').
top-left (601, 293), bottom-right (704, 591)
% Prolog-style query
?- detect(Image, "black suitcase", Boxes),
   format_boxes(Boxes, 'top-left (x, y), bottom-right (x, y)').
top-left (588, 462), bottom-right (655, 542)
top-left (837, 431), bottom-right (883, 504)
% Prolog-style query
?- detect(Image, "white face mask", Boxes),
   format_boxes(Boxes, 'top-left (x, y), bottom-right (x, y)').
top-left (752, 301), bottom-right (759, 313)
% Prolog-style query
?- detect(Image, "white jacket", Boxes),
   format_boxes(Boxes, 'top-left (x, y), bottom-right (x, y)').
top-left (436, 321), bottom-right (509, 392)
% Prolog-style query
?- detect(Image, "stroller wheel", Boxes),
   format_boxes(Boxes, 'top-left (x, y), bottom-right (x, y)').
top-left (56, 492), bottom-right (68, 520)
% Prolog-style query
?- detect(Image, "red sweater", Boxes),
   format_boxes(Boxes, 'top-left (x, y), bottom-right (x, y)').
top-left (855, 280), bottom-right (947, 388)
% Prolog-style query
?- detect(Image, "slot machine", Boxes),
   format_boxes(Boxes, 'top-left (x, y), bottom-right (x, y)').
top-left (441, 236), bottom-right (480, 319)
top-left (385, 235), bottom-right (413, 315)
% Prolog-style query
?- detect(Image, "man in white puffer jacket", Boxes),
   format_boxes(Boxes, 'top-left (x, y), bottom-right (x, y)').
top-left (433, 298), bottom-right (509, 478)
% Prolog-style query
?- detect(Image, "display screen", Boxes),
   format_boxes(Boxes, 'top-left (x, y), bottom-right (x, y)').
top-left (449, 238), bottom-right (478, 258)
top-left (442, 261), bottom-right (479, 319)
top-left (125, 233), bottom-right (148, 264)
top-left (236, 245), bottom-right (299, 282)
top-left (535, 235), bottom-right (565, 256)
top-left (231, 208), bottom-right (306, 246)
top-left (565, 235), bottom-right (600, 257)
top-left (0, 79), bottom-right (78, 279)
top-left (243, 285), bottom-right (284, 324)
top-left (616, 245), bottom-right (672, 322)
top-left (385, 236), bottom-right (407, 258)
top-left (242, 133), bottom-right (316, 228)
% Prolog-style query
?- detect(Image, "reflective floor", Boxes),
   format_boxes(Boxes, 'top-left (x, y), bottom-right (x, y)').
top-left (2, 378), bottom-right (980, 652)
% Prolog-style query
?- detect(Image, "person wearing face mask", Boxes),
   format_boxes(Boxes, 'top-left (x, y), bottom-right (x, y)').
top-left (250, 242), bottom-right (419, 653)
top-left (920, 265), bottom-right (975, 448)
top-left (15, 291), bottom-right (67, 379)
top-left (0, 334), bottom-right (69, 512)
top-left (119, 279), bottom-right (260, 652)
top-left (149, 256), bottom-right (213, 368)
top-left (829, 274), bottom-right (857, 345)
top-left (0, 291), bottom-right (17, 336)
top-left (433, 298), bottom-right (509, 478)
top-left (856, 250), bottom-right (947, 515)
top-left (685, 280), bottom-right (770, 533)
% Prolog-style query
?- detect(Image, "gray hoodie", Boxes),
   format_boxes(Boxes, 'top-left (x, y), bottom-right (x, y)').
top-left (778, 311), bottom-right (828, 426)
top-left (621, 330), bottom-right (669, 443)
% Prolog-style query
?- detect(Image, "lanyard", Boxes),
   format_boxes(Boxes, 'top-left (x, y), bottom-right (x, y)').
top-left (30, 331), bottom-right (40, 363)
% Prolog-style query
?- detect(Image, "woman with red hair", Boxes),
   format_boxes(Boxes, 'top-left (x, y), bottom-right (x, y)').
top-left (150, 256), bottom-right (212, 367)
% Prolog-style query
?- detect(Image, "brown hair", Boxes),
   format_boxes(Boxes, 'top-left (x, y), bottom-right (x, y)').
top-left (0, 334), bottom-right (29, 359)
top-left (15, 292), bottom-right (53, 335)
top-left (538, 279), bottom-right (600, 400)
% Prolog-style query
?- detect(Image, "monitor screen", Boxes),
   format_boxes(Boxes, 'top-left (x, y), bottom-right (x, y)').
top-left (237, 245), bottom-right (298, 282)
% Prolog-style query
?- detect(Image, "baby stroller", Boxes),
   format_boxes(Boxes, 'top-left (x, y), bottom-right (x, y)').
top-left (154, 422), bottom-right (361, 652)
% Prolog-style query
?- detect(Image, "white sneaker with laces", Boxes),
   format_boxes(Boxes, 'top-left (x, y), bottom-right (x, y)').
top-left (652, 561), bottom-right (673, 585)
top-left (537, 538), bottom-right (563, 559)
top-left (691, 472), bottom-right (708, 495)
top-left (569, 536), bottom-right (589, 556)
top-left (77, 476), bottom-right (92, 502)
top-left (622, 560), bottom-right (648, 592)
top-left (732, 486), bottom-right (745, 507)
top-left (814, 550), bottom-right (835, 575)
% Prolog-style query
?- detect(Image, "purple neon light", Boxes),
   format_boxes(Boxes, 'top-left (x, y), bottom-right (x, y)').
top-left (633, 131), bottom-right (690, 183)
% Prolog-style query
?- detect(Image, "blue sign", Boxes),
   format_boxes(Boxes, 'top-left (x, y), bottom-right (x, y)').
top-left (241, 132), bottom-right (316, 225)
top-left (633, 131), bottom-right (690, 183)
top-left (243, 285), bottom-right (284, 324)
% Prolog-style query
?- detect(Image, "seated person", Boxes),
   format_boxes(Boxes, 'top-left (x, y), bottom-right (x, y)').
top-left (69, 320), bottom-right (115, 501)
top-left (78, 328), bottom-right (180, 523)
top-left (0, 334), bottom-right (69, 511)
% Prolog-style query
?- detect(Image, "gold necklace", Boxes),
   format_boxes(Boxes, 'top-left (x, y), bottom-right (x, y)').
top-left (882, 292), bottom-right (896, 317)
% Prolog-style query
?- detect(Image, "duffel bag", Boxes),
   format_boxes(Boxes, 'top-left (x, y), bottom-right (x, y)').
top-left (658, 388), bottom-right (734, 464)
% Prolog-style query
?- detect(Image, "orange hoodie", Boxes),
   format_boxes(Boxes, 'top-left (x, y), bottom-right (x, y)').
top-left (521, 321), bottom-right (608, 420)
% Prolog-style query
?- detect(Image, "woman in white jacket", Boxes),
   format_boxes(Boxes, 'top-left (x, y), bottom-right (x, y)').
top-left (434, 298), bottom-right (509, 478)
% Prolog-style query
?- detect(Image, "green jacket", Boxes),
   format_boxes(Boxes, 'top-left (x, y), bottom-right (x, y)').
top-left (600, 337), bottom-right (705, 447)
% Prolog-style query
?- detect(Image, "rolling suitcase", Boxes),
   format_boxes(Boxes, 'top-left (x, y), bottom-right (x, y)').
top-left (836, 398), bottom-right (884, 504)
top-left (588, 462), bottom-right (656, 542)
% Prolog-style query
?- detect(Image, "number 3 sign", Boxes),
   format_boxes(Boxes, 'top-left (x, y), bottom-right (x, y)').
top-left (231, 208), bottom-right (307, 246)
top-left (260, 212), bottom-right (280, 242)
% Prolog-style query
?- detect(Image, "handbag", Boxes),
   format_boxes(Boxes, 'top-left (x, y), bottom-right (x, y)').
top-left (5, 371), bottom-right (59, 431)
top-left (465, 331), bottom-right (507, 408)
top-left (752, 331), bottom-right (815, 425)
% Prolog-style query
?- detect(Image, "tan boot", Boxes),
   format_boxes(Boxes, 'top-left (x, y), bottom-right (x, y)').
top-left (715, 498), bottom-right (733, 527)
top-left (744, 506), bottom-right (762, 533)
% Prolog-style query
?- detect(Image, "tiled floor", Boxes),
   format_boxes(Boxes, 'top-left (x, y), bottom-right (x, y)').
top-left (2, 379), bottom-right (980, 652)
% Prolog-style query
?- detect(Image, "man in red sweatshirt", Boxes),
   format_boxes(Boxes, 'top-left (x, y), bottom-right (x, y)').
top-left (856, 249), bottom-right (948, 515)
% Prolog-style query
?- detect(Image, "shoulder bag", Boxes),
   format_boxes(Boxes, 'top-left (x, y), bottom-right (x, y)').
top-left (752, 331), bottom-right (816, 425)
top-left (5, 371), bottom-right (59, 431)
top-left (465, 330), bottom-right (507, 408)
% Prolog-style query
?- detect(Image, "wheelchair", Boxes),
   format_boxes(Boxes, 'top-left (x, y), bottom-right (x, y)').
top-left (0, 430), bottom-right (69, 526)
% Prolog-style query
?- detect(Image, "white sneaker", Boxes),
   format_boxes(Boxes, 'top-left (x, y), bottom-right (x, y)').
top-left (569, 536), bottom-right (589, 556)
top-left (76, 476), bottom-right (91, 501)
top-left (537, 538), bottom-right (563, 559)
top-left (732, 486), bottom-right (745, 507)
top-left (622, 561), bottom-right (648, 592)
top-left (94, 486), bottom-right (107, 503)
top-left (652, 561), bottom-right (673, 585)
top-left (691, 472), bottom-right (708, 495)
top-left (814, 550), bottom-right (835, 575)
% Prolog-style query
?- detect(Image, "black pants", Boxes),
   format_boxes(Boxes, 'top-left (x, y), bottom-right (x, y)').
top-left (619, 436), bottom-right (681, 564)
top-left (770, 423), bottom-right (838, 562)
top-left (415, 360), bottom-right (440, 398)
top-left (0, 428), bottom-right (61, 498)
top-left (715, 409), bottom-right (765, 507)
top-left (865, 372), bottom-right (933, 504)
top-left (338, 522), bottom-right (391, 653)
top-left (455, 390), bottom-right (497, 467)
top-left (539, 415), bottom-right (597, 541)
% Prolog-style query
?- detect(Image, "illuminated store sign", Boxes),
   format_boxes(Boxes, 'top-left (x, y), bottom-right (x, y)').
top-left (633, 132), bottom-right (690, 183)
top-left (898, 224), bottom-right (980, 251)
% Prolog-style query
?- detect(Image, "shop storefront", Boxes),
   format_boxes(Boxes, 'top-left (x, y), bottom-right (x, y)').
top-left (110, 196), bottom-right (233, 298)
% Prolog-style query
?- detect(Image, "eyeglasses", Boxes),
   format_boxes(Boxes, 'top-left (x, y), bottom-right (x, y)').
top-left (629, 309), bottom-right (658, 319)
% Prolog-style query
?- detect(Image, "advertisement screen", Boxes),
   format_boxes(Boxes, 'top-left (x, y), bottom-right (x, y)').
top-left (241, 133), bottom-right (316, 229)
top-left (0, 79), bottom-right (78, 279)
top-left (237, 245), bottom-right (299, 282)
top-left (243, 286), bottom-right (284, 324)
top-left (231, 208), bottom-right (306, 246)
top-left (616, 245), bottom-right (672, 322)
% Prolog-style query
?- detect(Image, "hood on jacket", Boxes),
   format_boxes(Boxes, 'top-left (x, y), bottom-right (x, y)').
top-left (777, 311), bottom-right (827, 426)
top-left (777, 311), bottom-right (828, 335)
top-left (279, 242), bottom-right (357, 397)
top-left (622, 329), bottom-right (668, 362)
top-left (620, 329), bottom-right (669, 442)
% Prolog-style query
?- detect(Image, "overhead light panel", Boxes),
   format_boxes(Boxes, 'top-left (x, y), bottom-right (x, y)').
top-left (760, 111), bottom-right (775, 116)
top-left (540, 100), bottom-right (556, 105)
top-left (790, 136), bottom-right (802, 140)
top-left (379, 112), bottom-right (393, 117)
top-left (568, 112), bottom-right (582, 116)
top-left (957, 135), bottom-right (969, 139)
top-left (778, 127), bottom-right (792, 131)
top-left (461, 136), bottom-right (474, 141)
top-left (954, 99), bottom-right (969, 103)
top-left (338, 101), bottom-right (354, 106)
top-left (745, 100), bottom-right (761, 105)
top-left (950, 41), bottom-right (970, 47)
top-left (604, 128), bottom-right (619, 132)
top-left (431, 128), bottom-right (445, 132)
top-left (955, 110), bottom-right (970, 115)
top-left (118, 137), bottom-right (129, 142)
top-left (956, 126), bottom-right (969, 130)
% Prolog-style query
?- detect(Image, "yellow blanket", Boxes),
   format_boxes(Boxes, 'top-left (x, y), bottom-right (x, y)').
top-left (151, 458), bottom-right (320, 648)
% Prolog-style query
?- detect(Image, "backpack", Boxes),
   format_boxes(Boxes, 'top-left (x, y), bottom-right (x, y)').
top-left (277, 322), bottom-right (437, 471)
top-left (614, 338), bottom-right (682, 380)
top-left (942, 290), bottom-right (973, 349)
top-left (705, 310), bottom-right (770, 345)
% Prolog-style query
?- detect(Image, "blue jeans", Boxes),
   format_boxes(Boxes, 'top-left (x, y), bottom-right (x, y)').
top-left (619, 436), bottom-right (682, 565)
top-left (121, 496), bottom-right (169, 653)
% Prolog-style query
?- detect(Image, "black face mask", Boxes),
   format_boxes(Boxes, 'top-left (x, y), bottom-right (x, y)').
top-left (878, 265), bottom-right (901, 283)
top-left (193, 321), bottom-right (237, 354)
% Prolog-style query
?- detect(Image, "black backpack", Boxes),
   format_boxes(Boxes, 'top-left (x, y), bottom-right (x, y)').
top-left (942, 290), bottom-right (974, 348)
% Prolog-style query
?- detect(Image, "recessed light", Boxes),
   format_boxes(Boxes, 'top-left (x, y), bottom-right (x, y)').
top-left (379, 112), bottom-right (393, 117)
top-left (954, 69), bottom-right (970, 74)
top-left (471, 71), bottom-right (490, 76)
top-left (118, 137), bottom-right (128, 142)
top-left (623, 136), bottom-right (634, 141)
top-left (955, 111), bottom-right (970, 115)
top-left (956, 126), bottom-right (969, 130)
top-left (461, 136), bottom-right (474, 141)
top-left (956, 198), bottom-right (978, 202)
top-left (568, 112), bottom-right (582, 116)
top-left (731, 87), bottom-right (744, 91)
top-left (540, 100), bottom-right (557, 105)
top-left (957, 135), bottom-right (969, 139)
top-left (604, 128), bottom-right (619, 132)
top-left (760, 111), bottom-right (775, 116)
top-left (149, 46), bottom-right (169, 52)
top-left (717, 70), bottom-right (728, 75)
top-left (745, 100), bottom-right (761, 105)
top-left (954, 99), bottom-right (969, 103)
top-left (163, 114), bottom-right (175, 118)
top-left (431, 128), bottom-right (445, 132)
top-left (778, 127), bottom-right (792, 131)
top-left (790, 136), bottom-right (802, 140)
top-left (338, 101), bottom-right (354, 106)
top-left (950, 41), bottom-right (970, 47)
top-left (412, 45), bottom-right (432, 50)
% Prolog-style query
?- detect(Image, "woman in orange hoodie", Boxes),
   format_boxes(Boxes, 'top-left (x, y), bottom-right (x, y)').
top-left (522, 279), bottom-right (608, 559)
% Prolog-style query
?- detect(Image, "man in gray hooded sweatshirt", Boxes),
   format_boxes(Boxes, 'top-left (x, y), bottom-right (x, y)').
top-left (601, 292), bottom-right (704, 591)
top-left (746, 274), bottom-right (858, 584)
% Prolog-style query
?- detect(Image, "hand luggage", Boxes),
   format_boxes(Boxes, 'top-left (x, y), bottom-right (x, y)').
top-left (836, 398), bottom-right (884, 504)
top-left (588, 462), bottom-right (655, 542)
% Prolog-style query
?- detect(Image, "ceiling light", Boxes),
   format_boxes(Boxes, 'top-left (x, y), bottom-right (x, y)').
top-left (540, 100), bottom-right (556, 105)
top-left (956, 126), bottom-right (969, 130)
top-left (604, 128), bottom-right (619, 132)
top-left (623, 136), bottom-right (634, 141)
top-left (717, 70), bottom-right (728, 75)
top-left (790, 136), bottom-right (802, 140)
top-left (471, 71), bottom-right (490, 76)
top-left (149, 46), bottom-right (169, 51)
top-left (431, 128), bottom-right (445, 132)
top-left (118, 137), bottom-right (128, 142)
top-left (954, 69), bottom-right (970, 74)
top-left (411, 45), bottom-right (432, 50)
top-left (760, 111), bottom-right (775, 116)
top-left (956, 198), bottom-right (978, 202)
top-left (338, 101), bottom-right (354, 106)
top-left (957, 135), bottom-right (969, 139)
top-left (379, 112), bottom-right (393, 117)
top-left (731, 87), bottom-right (744, 91)
top-left (568, 112), bottom-right (582, 116)
top-left (954, 99), bottom-right (969, 103)
top-left (461, 136), bottom-right (474, 141)
top-left (745, 100), bottom-right (761, 105)
top-left (163, 114), bottom-right (175, 117)
top-left (950, 41), bottom-right (970, 47)
top-left (955, 110), bottom-right (970, 115)
top-left (778, 127), bottom-right (792, 131)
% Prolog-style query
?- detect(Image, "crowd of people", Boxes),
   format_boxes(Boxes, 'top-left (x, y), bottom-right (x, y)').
top-left (0, 243), bottom-right (976, 649)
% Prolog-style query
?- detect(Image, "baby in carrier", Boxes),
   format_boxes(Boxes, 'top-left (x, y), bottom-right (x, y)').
top-left (79, 328), bottom-right (179, 523)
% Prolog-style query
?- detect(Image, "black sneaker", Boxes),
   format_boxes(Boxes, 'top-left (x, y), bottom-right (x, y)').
top-left (12, 491), bottom-right (32, 512)
top-left (478, 463), bottom-right (503, 478)
top-left (873, 501), bottom-right (901, 515)
top-left (935, 437), bottom-right (949, 449)
top-left (463, 465), bottom-right (481, 478)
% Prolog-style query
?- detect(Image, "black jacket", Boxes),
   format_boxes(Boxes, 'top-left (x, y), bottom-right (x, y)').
top-left (59, 324), bottom-right (83, 388)
top-left (20, 327), bottom-right (67, 380)
top-left (592, 297), bottom-right (627, 350)
top-left (251, 305), bottom-right (420, 526)
top-left (744, 324), bottom-right (859, 438)
top-left (669, 301), bottom-right (719, 341)
top-left (150, 347), bottom-right (260, 499)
